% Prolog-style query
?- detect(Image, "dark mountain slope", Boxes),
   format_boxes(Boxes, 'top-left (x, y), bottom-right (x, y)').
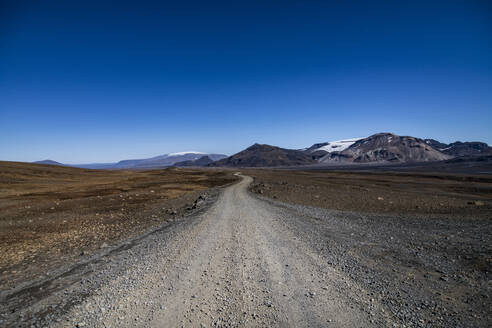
top-left (210, 144), bottom-right (317, 167)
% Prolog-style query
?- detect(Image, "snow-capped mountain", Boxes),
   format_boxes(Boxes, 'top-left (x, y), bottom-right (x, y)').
top-left (167, 151), bottom-right (206, 157)
top-left (305, 138), bottom-right (364, 154)
top-left (319, 133), bottom-right (450, 163)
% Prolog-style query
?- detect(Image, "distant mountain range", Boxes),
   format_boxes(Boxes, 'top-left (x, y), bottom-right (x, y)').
top-left (35, 152), bottom-right (227, 169)
top-left (210, 133), bottom-right (492, 167)
top-left (33, 133), bottom-right (492, 169)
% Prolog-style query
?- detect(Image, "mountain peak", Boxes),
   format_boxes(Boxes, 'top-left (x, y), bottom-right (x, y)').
top-left (210, 143), bottom-right (316, 167)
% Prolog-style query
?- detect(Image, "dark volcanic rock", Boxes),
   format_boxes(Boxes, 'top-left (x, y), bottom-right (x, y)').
top-left (209, 144), bottom-right (317, 167)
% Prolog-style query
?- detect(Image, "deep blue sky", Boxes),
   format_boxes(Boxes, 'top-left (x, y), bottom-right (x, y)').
top-left (1, 1), bottom-right (491, 163)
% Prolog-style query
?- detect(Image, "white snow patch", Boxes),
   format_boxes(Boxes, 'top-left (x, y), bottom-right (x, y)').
top-left (167, 151), bottom-right (206, 157)
top-left (315, 138), bottom-right (364, 153)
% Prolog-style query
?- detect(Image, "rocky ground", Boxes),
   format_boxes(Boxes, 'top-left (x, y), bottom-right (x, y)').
top-left (1, 173), bottom-right (490, 327)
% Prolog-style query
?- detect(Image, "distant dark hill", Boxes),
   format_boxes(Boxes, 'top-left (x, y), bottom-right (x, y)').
top-left (424, 139), bottom-right (492, 157)
top-left (320, 133), bottom-right (450, 163)
top-left (174, 155), bottom-right (216, 167)
top-left (210, 144), bottom-right (317, 167)
top-left (441, 142), bottom-right (492, 157)
top-left (33, 160), bottom-right (64, 166)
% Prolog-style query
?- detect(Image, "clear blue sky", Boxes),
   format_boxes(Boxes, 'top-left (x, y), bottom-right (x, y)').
top-left (1, 1), bottom-right (491, 163)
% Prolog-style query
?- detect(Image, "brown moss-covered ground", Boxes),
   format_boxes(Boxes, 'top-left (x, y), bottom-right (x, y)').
top-left (0, 161), bottom-right (237, 290)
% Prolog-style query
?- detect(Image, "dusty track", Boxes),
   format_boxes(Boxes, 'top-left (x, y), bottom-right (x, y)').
top-left (53, 175), bottom-right (377, 327)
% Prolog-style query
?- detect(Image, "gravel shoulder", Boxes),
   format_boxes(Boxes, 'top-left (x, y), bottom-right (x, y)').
top-left (2, 174), bottom-right (490, 327)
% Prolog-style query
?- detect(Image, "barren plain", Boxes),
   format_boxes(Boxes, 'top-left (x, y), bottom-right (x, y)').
top-left (1, 163), bottom-right (491, 327)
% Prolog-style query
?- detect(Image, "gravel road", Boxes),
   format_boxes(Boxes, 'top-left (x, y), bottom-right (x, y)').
top-left (2, 174), bottom-right (490, 327)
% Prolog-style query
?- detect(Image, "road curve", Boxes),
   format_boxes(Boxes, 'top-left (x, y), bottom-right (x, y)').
top-left (54, 175), bottom-right (384, 327)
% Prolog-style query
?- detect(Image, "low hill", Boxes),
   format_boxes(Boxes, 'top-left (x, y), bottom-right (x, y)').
top-left (210, 144), bottom-right (317, 167)
top-left (33, 160), bottom-right (64, 166)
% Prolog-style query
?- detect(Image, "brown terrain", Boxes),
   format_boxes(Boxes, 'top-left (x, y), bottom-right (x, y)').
top-left (245, 169), bottom-right (492, 217)
top-left (0, 161), bottom-right (237, 290)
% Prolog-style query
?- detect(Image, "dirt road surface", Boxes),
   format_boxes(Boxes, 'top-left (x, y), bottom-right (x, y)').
top-left (2, 174), bottom-right (490, 327)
